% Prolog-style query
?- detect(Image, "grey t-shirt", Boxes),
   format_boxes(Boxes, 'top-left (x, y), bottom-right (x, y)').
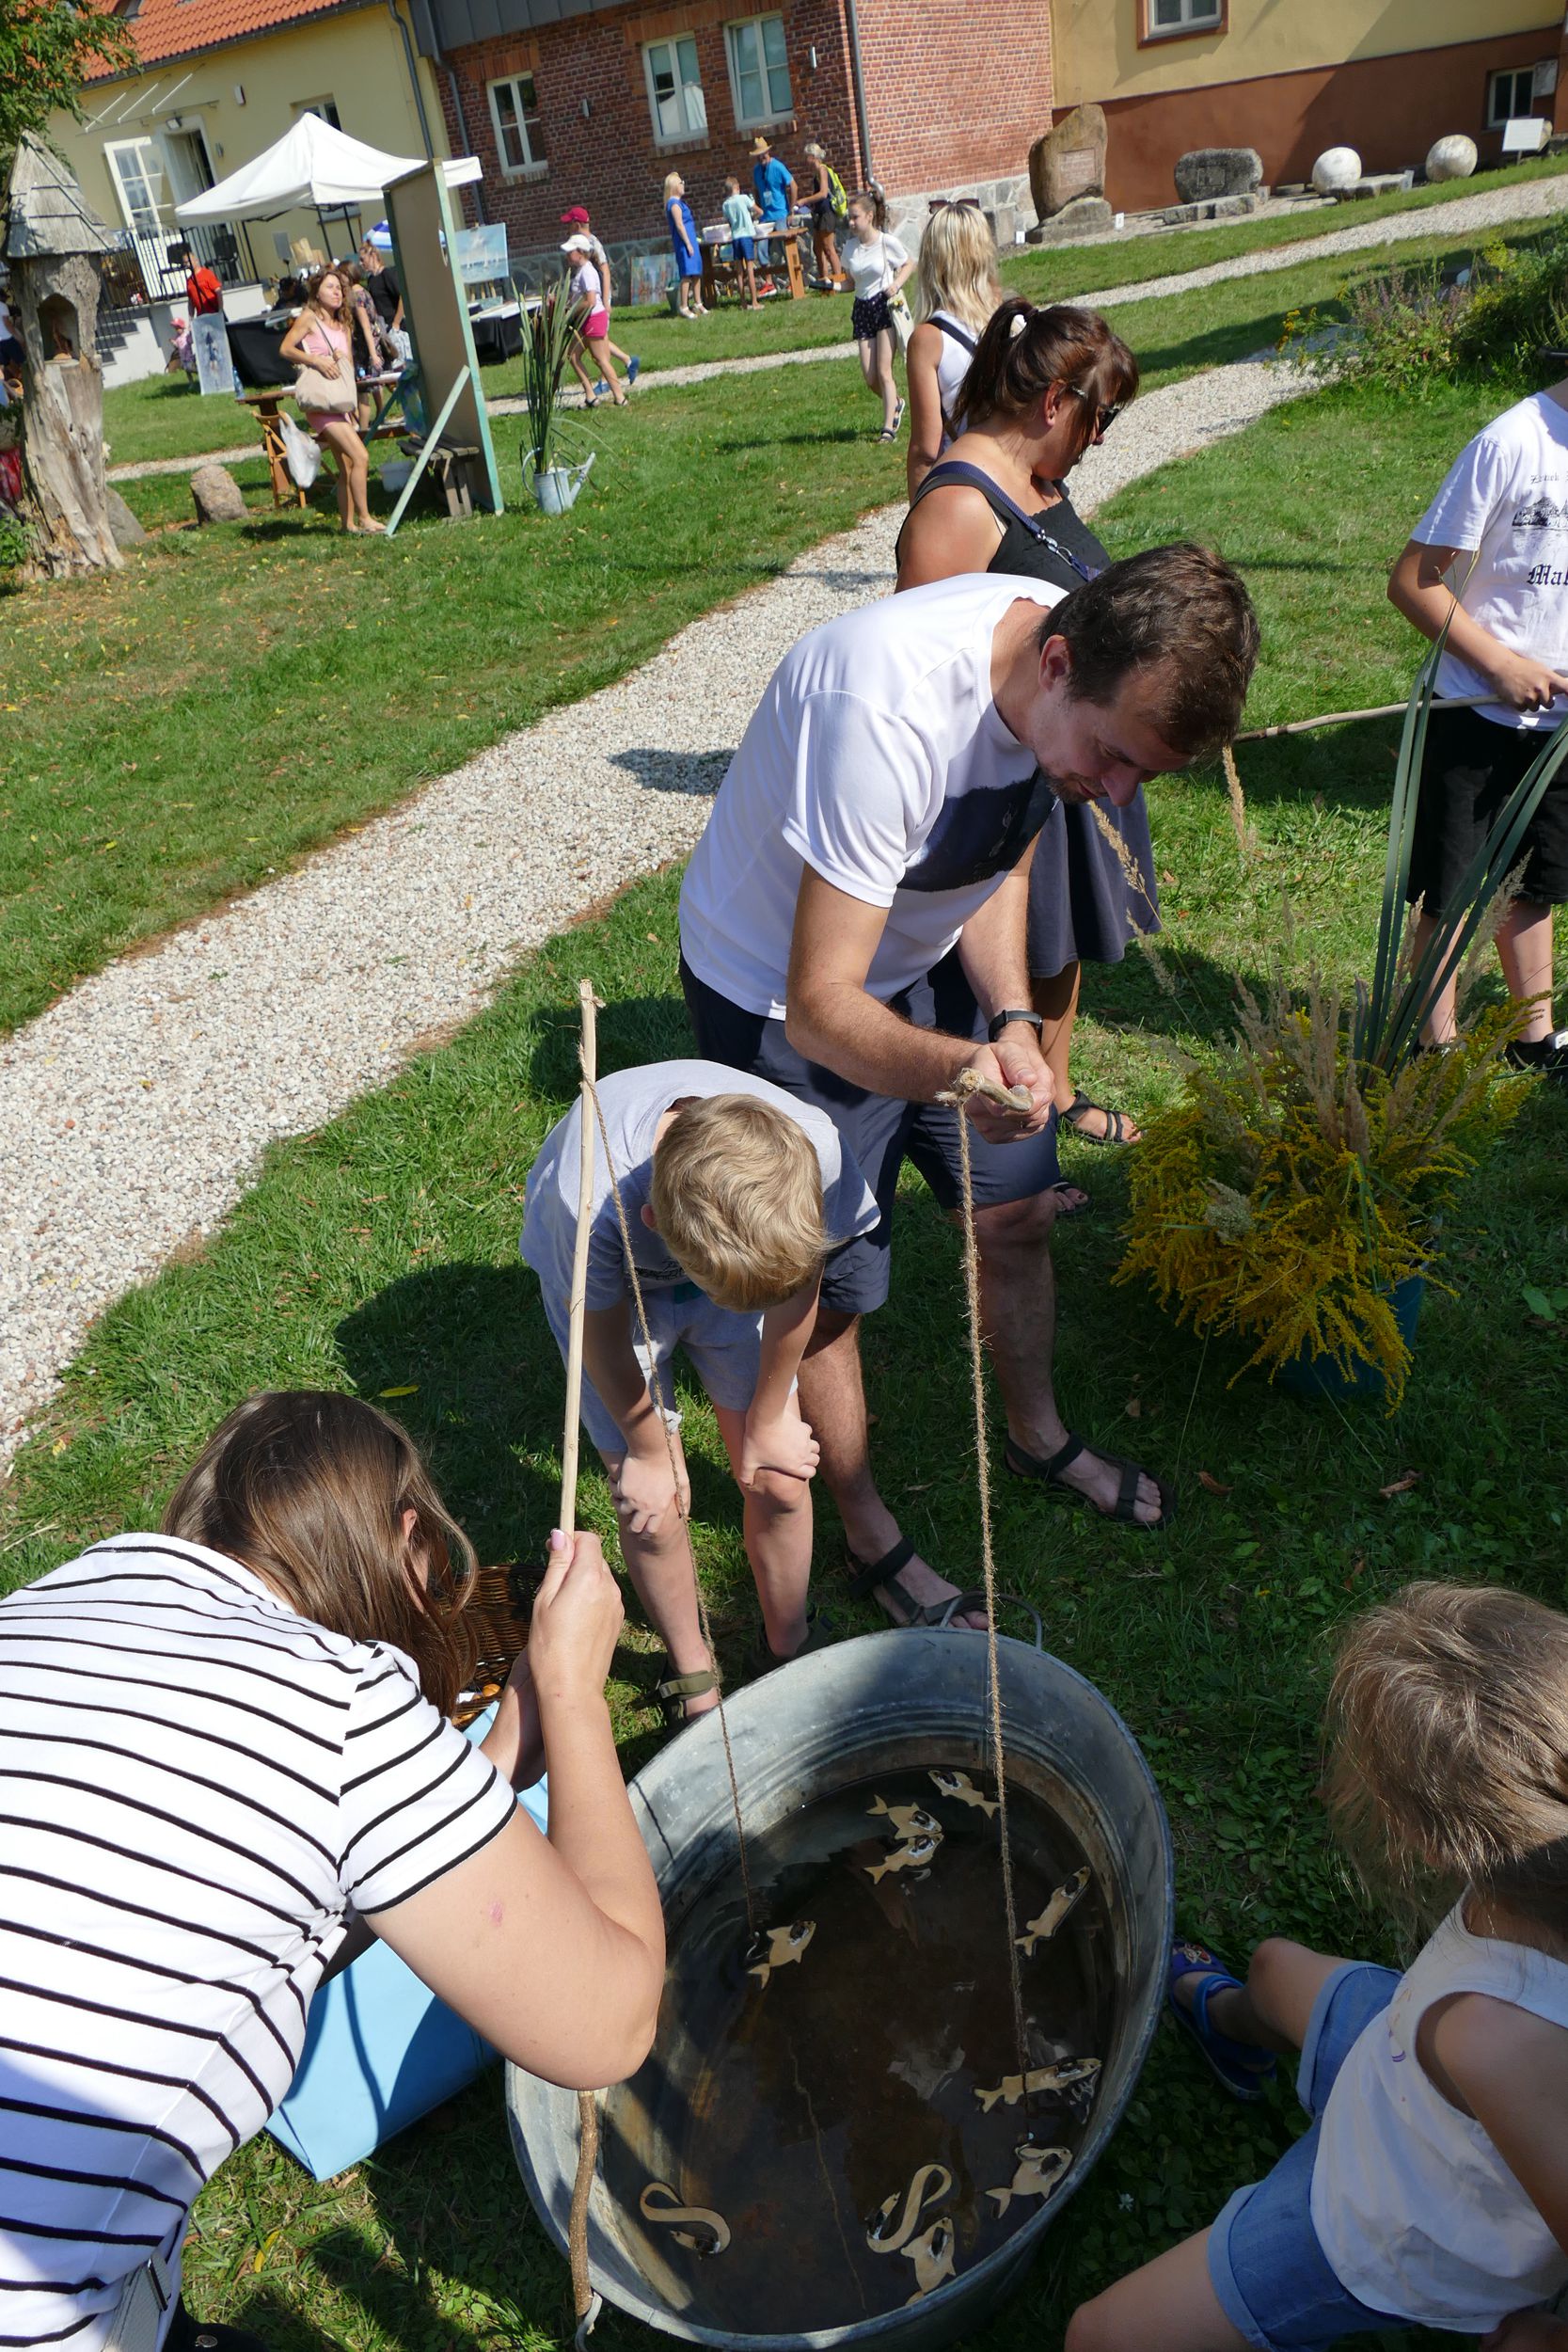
top-left (520, 1059), bottom-right (879, 1309)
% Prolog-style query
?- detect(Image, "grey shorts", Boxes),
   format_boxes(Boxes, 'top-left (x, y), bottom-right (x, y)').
top-left (539, 1279), bottom-right (767, 1456)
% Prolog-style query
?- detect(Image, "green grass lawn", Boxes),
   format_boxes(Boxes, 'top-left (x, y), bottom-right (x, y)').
top-left (98, 152), bottom-right (1568, 470)
top-left (5, 371), bottom-right (1566, 2351)
top-left (6, 214), bottom-right (1555, 1042)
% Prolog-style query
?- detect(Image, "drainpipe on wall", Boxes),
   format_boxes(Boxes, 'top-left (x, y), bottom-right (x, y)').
top-left (406, 0), bottom-right (490, 222)
top-left (843, 0), bottom-right (874, 186)
top-left (386, 0), bottom-right (437, 161)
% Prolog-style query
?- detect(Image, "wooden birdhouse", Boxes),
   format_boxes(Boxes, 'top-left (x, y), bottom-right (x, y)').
top-left (3, 133), bottom-right (121, 577)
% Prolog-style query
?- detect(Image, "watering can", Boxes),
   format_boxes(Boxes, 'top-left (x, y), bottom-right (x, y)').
top-left (507, 1619), bottom-right (1174, 2352)
top-left (522, 445), bottom-right (594, 516)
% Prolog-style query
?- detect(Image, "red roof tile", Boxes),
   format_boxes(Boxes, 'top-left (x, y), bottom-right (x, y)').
top-left (87, 0), bottom-right (368, 79)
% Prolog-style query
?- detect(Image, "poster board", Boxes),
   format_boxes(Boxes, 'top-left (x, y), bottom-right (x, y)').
top-left (191, 312), bottom-right (233, 397)
top-left (384, 163), bottom-right (501, 516)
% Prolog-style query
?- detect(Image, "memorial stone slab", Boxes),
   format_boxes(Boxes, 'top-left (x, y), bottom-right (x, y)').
top-left (1029, 103), bottom-right (1108, 221)
top-left (1173, 147), bottom-right (1263, 203)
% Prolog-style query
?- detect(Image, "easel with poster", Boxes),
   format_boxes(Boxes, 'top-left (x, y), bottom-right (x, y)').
top-left (380, 161), bottom-right (502, 535)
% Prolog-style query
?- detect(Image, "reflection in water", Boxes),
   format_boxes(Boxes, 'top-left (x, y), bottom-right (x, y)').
top-left (602, 1766), bottom-right (1116, 2334)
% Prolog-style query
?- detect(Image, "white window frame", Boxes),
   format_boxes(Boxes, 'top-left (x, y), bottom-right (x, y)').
top-left (1487, 64), bottom-right (1540, 129)
top-left (290, 96), bottom-right (343, 129)
top-left (487, 72), bottom-right (546, 176)
top-left (643, 34), bottom-right (707, 146)
top-left (724, 13), bottom-right (791, 132)
top-left (104, 135), bottom-right (166, 235)
top-left (1145, 0), bottom-right (1222, 38)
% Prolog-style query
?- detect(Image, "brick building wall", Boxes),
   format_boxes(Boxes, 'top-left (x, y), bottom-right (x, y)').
top-left (437, 0), bottom-right (863, 259)
top-left (855, 0), bottom-right (1052, 193)
top-left (433, 0), bottom-right (1053, 273)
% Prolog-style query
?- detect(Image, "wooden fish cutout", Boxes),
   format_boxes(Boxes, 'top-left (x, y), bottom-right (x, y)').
top-left (867, 1795), bottom-right (942, 1844)
top-left (866, 2162), bottom-right (953, 2253)
top-left (929, 1767), bottom-right (999, 1820)
top-left (1015, 1867), bottom-right (1091, 1956)
top-left (865, 1832), bottom-right (940, 1884)
top-left (987, 2140), bottom-right (1072, 2217)
top-left (974, 2056), bottom-right (1101, 2113)
top-left (639, 2181), bottom-right (731, 2255)
top-left (746, 1918), bottom-right (816, 1987)
top-left (902, 2217), bottom-right (957, 2303)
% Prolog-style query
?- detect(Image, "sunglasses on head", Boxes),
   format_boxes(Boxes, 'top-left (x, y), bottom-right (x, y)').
top-left (928, 196), bottom-right (982, 215)
top-left (1066, 384), bottom-right (1123, 436)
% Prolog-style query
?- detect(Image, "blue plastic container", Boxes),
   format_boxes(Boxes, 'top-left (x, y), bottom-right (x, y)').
top-left (1276, 1273), bottom-right (1426, 1404)
top-left (268, 1714), bottom-right (546, 2182)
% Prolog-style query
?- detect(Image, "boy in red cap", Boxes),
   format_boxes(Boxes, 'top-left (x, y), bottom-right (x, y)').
top-left (559, 204), bottom-right (639, 389)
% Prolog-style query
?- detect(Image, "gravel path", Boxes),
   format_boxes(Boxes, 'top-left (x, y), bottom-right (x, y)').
top-left (3, 354), bottom-right (1316, 1453)
top-left (104, 172), bottom-right (1568, 485)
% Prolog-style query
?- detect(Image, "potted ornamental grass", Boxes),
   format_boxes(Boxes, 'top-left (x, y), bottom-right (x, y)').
top-left (519, 276), bottom-right (596, 516)
top-left (1117, 658), bottom-right (1568, 1409)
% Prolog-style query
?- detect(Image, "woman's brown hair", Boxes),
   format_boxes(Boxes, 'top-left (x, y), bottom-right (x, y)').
top-left (849, 183), bottom-right (889, 234)
top-left (952, 295), bottom-right (1138, 448)
top-left (163, 1391), bottom-right (479, 1716)
top-left (1324, 1581), bottom-right (1568, 1941)
top-left (302, 264), bottom-right (350, 338)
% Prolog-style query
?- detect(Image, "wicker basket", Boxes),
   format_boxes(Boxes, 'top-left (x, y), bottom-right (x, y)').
top-left (452, 1560), bottom-right (545, 1726)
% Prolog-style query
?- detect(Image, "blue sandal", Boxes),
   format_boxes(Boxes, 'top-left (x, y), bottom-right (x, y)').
top-left (1167, 1939), bottom-right (1277, 2102)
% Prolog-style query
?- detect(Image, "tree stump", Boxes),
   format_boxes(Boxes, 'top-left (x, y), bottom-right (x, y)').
top-left (3, 135), bottom-right (121, 580)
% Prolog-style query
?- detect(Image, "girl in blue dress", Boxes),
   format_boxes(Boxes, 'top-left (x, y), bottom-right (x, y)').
top-left (663, 172), bottom-right (705, 320)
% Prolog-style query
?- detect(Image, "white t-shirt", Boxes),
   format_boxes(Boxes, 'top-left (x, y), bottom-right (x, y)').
top-left (0, 1534), bottom-right (516, 2350)
top-left (569, 257), bottom-right (603, 312)
top-left (521, 1059), bottom-right (879, 1309)
top-left (679, 571), bottom-right (1065, 1017)
top-left (1312, 1901), bottom-right (1568, 2329)
top-left (1413, 389), bottom-right (1568, 729)
top-left (842, 230), bottom-right (909, 301)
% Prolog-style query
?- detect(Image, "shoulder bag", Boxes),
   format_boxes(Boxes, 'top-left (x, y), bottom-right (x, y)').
top-left (293, 328), bottom-right (356, 415)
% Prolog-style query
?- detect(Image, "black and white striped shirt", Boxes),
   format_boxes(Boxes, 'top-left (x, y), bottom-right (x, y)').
top-left (0, 1534), bottom-right (516, 2349)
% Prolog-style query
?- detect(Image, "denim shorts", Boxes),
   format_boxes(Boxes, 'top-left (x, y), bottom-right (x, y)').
top-left (1207, 1963), bottom-right (1405, 2352)
top-left (680, 952), bottom-right (1061, 1317)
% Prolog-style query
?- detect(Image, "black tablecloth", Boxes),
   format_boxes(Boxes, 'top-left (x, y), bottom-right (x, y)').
top-left (228, 319), bottom-right (293, 389)
top-left (470, 307), bottom-right (524, 363)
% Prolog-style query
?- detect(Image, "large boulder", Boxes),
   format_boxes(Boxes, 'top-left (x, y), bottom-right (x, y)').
top-left (1030, 103), bottom-right (1108, 220)
top-left (1311, 144), bottom-right (1362, 195)
top-left (1426, 134), bottom-right (1478, 183)
top-left (190, 463), bottom-right (247, 525)
top-left (1024, 196), bottom-right (1114, 245)
top-left (1173, 146), bottom-right (1262, 203)
top-left (104, 485), bottom-right (147, 548)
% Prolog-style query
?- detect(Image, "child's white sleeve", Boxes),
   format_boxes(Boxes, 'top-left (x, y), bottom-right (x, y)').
top-left (1412, 432), bottom-right (1509, 555)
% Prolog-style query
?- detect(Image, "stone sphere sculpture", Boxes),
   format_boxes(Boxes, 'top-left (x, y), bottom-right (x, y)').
top-left (1311, 145), bottom-right (1362, 195)
top-left (1426, 134), bottom-right (1479, 183)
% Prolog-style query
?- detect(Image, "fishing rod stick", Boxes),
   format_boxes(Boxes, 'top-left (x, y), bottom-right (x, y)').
top-left (562, 976), bottom-right (605, 2349)
top-left (1233, 693), bottom-right (1496, 742)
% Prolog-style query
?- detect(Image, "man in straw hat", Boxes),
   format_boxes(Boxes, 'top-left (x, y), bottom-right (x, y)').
top-left (750, 134), bottom-right (796, 279)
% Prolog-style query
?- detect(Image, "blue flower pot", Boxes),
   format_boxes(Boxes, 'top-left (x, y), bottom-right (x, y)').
top-left (1275, 1274), bottom-right (1427, 1405)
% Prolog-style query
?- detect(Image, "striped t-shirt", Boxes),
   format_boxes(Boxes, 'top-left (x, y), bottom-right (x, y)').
top-left (0, 1533), bottom-right (516, 2349)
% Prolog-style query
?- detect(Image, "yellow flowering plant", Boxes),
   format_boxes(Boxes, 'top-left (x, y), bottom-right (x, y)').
top-left (1117, 650), bottom-right (1565, 1407)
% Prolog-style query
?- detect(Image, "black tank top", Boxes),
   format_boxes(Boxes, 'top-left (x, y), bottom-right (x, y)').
top-left (897, 457), bottom-right (1110, 596)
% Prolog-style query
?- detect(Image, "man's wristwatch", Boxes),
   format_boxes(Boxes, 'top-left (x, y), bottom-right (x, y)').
top-left (988, 1009), bottom-right (1044, 1043)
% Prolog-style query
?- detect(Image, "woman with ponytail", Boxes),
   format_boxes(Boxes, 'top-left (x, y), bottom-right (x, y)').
top-left (839, 184), bottom-right (913, 443)
top-left (895, 297), bottom-right (1156, 1170)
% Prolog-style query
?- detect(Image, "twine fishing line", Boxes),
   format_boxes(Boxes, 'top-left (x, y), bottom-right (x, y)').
top-left (941, 1073), bottom-right (1032, 2100)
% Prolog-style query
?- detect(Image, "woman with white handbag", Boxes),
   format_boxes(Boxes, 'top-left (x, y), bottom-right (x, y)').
top-left (839, 185), bottom-right (913, 445)
top-left (279, 266), bottom-right (384, 534)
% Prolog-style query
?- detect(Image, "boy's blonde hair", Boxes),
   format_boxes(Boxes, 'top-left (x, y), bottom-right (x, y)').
top-left (1324, 1581), bottom-right (1568, 1938)
top-left (915, 199), bottom-right (1002, 336)
top-left (649, 1094), bottom-right (827, 1311)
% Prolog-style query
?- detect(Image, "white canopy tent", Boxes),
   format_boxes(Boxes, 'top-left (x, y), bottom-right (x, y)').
top-left (174, 112), bottom-right (480, 225)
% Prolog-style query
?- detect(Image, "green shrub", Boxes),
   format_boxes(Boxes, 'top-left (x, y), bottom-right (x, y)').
top-left (1452, 224), bottom-right (1568, 377)
top-left (0, 508), bottom-right (31, 583)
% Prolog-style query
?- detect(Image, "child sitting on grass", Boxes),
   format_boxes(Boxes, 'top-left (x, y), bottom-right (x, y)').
top-left (1069, 1580), bottom-right (1568, 2352)
top-left (521, 1063), bottom-right (878, 1721)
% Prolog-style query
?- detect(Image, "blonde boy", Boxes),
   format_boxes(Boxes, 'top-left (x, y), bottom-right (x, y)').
top-left (522, 1061), bottom-right (878, 1719)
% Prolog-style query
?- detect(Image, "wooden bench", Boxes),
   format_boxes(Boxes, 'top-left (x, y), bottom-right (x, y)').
top-left (400, 437), bottom-right (483, 518)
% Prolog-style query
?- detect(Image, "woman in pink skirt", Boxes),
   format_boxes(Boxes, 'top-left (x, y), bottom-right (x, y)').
top-left (279, 266), bottom-right (385, 532)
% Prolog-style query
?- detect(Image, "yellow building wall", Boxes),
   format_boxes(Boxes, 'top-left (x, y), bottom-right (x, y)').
top-left (55, 7), bottom-right (450, 282)
top-left (1052, 0), bottom-right (1561, 111)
